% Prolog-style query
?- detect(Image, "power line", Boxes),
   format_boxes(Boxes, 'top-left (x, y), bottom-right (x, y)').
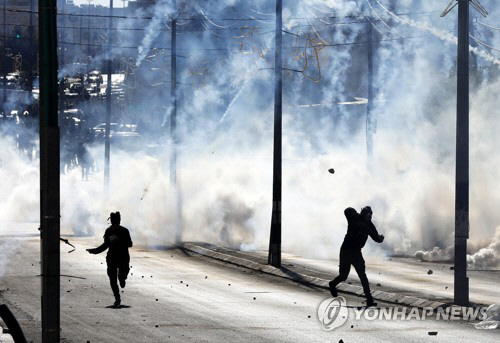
top-left (477, 21), bottom-right (500, 32)
top-left (1, 32), bottom-right (433, 52)
top-left (0, 18), bottom-right (415, 36)
top-left (3, 22), bottom-right (171, 32)
top-left (470, 34), bottom-right (500, 53)
top-left (0, 17), bottom-right (433, 35)
top-left (4, 8), bottom-right (272, 21)
top-left (4, 7), bottom-right (438, 23)
top-left (365, 0), bottom-right (405, 38)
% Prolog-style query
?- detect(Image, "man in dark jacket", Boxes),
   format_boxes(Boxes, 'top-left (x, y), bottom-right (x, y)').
top-left (87, 212), bottom-right (133, 307)
top-left (329, 206), bottom-right (384, 307)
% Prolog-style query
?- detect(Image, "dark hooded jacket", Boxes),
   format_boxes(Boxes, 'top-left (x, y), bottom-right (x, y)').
top-left (90, 224), bottom-right (133, 264)
top-left (341, 207), bottom-right (383, 251)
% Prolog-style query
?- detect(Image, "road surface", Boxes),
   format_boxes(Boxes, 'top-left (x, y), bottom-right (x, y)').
top-left (0, 223), bottom-right (498, 342)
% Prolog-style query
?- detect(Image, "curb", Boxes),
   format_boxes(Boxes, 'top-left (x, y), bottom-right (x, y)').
top-left (181, 242), bottom-right (450, 310)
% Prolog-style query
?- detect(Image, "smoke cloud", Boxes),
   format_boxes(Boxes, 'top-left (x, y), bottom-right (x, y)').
top-left (467, 227), bottom-right (500, 270)
top-left (1, 1), bottom-right (500, 266)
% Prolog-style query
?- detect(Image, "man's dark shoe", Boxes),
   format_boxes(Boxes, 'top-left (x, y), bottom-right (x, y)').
top-left (119, 279), bottom-right (126, 288)
top-left (114, 299), bottom-right (121, 307)
top-left (366, 299), bottom-right (377, 307)
top-left (329, 281), bottom-right (338, 297)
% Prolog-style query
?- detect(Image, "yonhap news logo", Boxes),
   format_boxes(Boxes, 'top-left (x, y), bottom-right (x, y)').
top-left (317, 296), bottom-right (349, 331)
top-left (317, 296), bottom-right (492, 331)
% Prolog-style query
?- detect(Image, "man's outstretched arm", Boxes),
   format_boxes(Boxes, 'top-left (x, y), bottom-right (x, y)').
top-left (368, 223), bottom-right (384, 243)
top-left (87, 233), bottom-right (109, 254)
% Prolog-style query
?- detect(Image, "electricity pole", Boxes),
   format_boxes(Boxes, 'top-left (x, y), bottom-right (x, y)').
top-left (104, 0), bottom-right (113, 192)
top-left (170, 0), bottom-right (177, 187)
top-left (268, 0), bottom-right (282, 268)
top-left (441, 0), bottom-right (488, 307)
top-left (170, 0), bottom-right (182, 243)
top-left (39, 0), bottom-right (60, 341)
top-left (454, 0), bottom-right (470, 307)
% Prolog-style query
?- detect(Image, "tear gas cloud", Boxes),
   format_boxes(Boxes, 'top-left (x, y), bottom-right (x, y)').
top-left (1, 1), bottom-right (500, 268)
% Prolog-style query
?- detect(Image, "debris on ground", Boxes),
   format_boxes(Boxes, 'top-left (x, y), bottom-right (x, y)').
top-left (475, 304), bottom-right (500, 330)
top-left (427, 269), bottom-right (433, 275)
top-left (428, 331), bottom-right (438, 335)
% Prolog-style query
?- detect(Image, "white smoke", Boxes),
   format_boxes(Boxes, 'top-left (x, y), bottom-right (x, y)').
top-left (373, 0), bottom-right (500, 65)
top-left (415, 227), bottom-right (500, 270)
top-left (0, 134), bottom-right (39, 223)
top-left (136, 0), bottom-right (173, 67)
top-left (467, 227), bottom-right (500, 270)
top-left (2, 1), bottom-right (500, 262)
top-left (415, 246), bottom-right (454, 262)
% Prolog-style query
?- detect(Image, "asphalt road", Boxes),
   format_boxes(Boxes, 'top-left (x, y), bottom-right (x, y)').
top-left (0, 229), bottom-right (498, 342)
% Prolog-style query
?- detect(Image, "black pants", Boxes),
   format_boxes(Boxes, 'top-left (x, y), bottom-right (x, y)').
top-left (107, 261), bottom-right (130, 301)
top-left (330, 249), bottom-right (373, 301)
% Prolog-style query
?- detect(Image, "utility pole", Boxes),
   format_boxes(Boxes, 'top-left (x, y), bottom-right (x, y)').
top-left (454, 0), bottom-right (470, 307)
top-left (441, 0), bottom-right (488, 307)
top-left (366, 17), bottom-right (374, 170)
top-left (268, 0), bottom-right (282, 268)
top-left (2, 0), bottom-right (6, 114)
top-left (170, 0), bottom-right (182, 243)
top-left (104, 0), bottom-right (113, 192)
top-left (170, 0), bottom-right (177, 187)
top-left (39, 0), bottom-right (60, 341)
